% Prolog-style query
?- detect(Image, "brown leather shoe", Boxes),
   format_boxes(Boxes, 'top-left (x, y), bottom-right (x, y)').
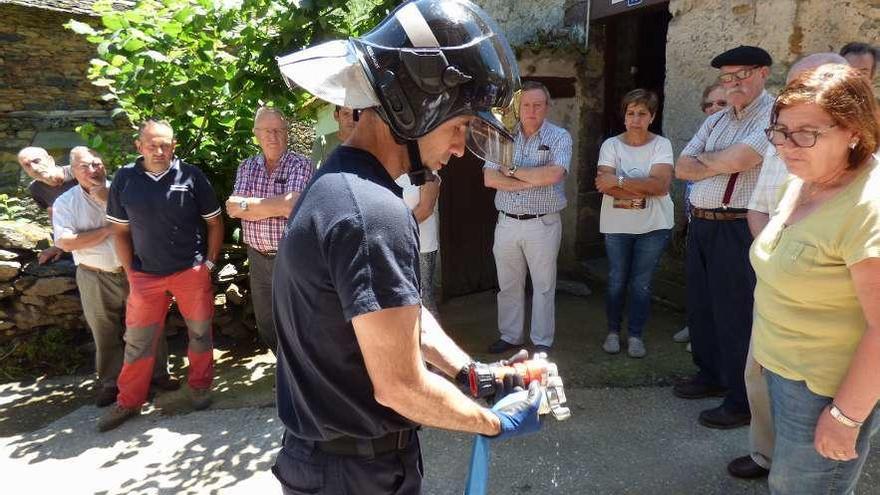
top-left (97, 404), bottom-right (140, 432)
top-left (727, 455), bottom-right (769, 479)
top-left (190, 387), bottom-right (212, 411)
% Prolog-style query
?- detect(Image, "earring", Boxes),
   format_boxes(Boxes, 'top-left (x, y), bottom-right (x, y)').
top-left (849, 141), bottom-right (858, 150)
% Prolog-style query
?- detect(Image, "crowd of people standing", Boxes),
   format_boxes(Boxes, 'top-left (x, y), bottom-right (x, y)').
top-left (12, 4), bottom-right (880, 489)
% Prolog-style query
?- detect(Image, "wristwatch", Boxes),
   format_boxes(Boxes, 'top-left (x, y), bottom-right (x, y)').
top-left (239, 199), bottom-right (249, 211)
top-left (617, 175), bottom-right (625, 188)
top-left (506, 165), bottom-right (517, 177)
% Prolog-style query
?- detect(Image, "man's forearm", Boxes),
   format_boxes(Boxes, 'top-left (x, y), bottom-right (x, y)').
top-left (512, 165), bottom-right (565, 187)
top-left (746, 210), bottom-right (769, 238)
top-left (385, 368), bottom-right (501, 436)
top-left (698, 144), bottom-right (763, 175)
top-left (420, 307), bottom-right (471, 377)
top-left (675, 155), bottom-right (718, 181)
top-left (206, 217), bottom-right (224, 263)
top-left (56, 226), bottom-right (110, 252)
top-left (229, 193), bottom-right (298, 220)
top-left (484, 169), bottom-right (531, 192)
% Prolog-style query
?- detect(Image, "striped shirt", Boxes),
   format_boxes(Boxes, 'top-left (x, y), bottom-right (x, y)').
top-left (682, 91), bottom-right (774, 209)
top-left (233, 150), bottom-right (313, 253)
top-left (484, 120), bottom-right (573, 215)
top-left (748, 145), bottom-right (789, 216)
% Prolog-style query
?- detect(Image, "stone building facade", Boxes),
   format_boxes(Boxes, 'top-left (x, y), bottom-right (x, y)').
top-left (0, 1), bottom-right (120, 188)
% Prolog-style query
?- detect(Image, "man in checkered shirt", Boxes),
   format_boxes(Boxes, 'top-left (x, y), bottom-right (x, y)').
top-left (483, 81), bottom-right (572, 354)
top-left (226, 107), bottom-right (313, 352)
top-left (673, 46), bottom-right (774, 431)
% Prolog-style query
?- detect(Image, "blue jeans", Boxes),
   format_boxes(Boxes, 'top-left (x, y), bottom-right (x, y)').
top-left (604, 229), bottom-right (670, 338)
top-left (766, 371), bottom-right (880, 494)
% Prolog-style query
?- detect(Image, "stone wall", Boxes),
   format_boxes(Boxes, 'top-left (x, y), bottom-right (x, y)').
top-left (0, 221), bottom-right (84, 337)
top-left (0, 218), bottom-right (259, 346)
top-left (664, 0), bottom-right (880, 155)
top-left (0, 4), bottom-right (119, 188)
top-left (474, 0), bottom-right (569, 47)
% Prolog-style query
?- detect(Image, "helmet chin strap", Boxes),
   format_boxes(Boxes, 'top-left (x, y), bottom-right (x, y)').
top-left (406, 139), bottom-right (434, 186)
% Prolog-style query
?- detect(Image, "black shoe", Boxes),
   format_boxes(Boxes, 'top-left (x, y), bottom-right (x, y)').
top-left (699, 405), bottom-right (751, 430)
top-left (151, 375), bottom-right (181, 392)
top-left (487, 339), bottom-right (518, 354)
top-left (727, 455), bottom-right (769, 479)
top-left (534, 345), bottom-right (552, 354)
top-left (96, 386), bottom-right (118, 408)
top-left (673, 378), bottom-right (727, 399)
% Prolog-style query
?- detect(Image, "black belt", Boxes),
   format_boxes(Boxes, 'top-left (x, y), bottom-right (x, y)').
top-left (311, 429), bottom-right (415, 458)
top-left (251, 248), bottom-right (277, 258)
top-left (501, 211), bottom-right (547, 220)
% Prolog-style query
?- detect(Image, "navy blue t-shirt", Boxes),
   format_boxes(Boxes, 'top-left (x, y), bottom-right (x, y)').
top-left (106, 157), bottom-right (221, 275)
top-left (273, 145), bottom-right (422, 441)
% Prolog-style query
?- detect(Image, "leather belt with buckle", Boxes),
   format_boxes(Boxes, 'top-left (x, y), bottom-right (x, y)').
top-left (252, 249), bottom-right (277, 258)
top-left (312, 429), bottom-right (415, 457)
top-left (501, 211), bottom-right (546, 220)
top-left (78, 263), bottom-right (124, 274)
top-left (691, 207), bottom-right (748, 221)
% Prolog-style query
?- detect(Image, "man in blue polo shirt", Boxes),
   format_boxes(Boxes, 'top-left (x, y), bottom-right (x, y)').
top-left (98, 119), bottom-right (223, 432)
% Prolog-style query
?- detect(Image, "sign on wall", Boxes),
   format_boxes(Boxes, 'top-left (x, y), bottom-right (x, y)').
top-left (593, 0), bottom-right (665, 20)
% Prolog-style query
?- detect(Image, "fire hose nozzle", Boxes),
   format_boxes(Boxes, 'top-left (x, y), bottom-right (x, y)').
top-left (467, 353), bottom-right (571, 421)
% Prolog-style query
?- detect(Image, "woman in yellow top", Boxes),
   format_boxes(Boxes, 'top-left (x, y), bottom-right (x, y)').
top-left (751, 64), bottom-right (880, 493)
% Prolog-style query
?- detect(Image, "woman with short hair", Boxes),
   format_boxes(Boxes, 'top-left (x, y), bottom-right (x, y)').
top-left (751, 64), bottom-right (880, 493)
top-left (595, 89), bottom-right (674, 358)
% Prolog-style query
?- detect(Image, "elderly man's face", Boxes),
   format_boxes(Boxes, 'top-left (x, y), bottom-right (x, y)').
top-left (18, 148), bottom-right (60, 185)
top-left (135, 123), bottom-right (176, 171)
top-left (254, 113), bottom-right (288, 161)
top-left (843, 53), bottom-right (876, 80)
top-left (71, 150), bottom-right (106, 189)
top-left (519, 89), bottom-right (549, 134)
top-left (719, 64), bottom-right (768, 110)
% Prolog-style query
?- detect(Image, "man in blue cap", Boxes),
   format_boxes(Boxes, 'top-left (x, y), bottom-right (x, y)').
top-left (674, 45), bottom-right (774, 430)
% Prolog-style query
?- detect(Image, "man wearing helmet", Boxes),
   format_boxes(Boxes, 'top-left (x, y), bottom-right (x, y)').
top-left (272, 1), bottom-right (542, 493)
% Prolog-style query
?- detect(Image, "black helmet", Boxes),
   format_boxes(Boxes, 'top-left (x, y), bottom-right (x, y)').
top-left (278, 0), bottom-right (520, 170)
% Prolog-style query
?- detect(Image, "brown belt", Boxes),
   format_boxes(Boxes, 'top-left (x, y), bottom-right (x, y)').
top-left (78, 263), bottom-right (124, 274)
top-left (691, 207), bottom-right (748, 221)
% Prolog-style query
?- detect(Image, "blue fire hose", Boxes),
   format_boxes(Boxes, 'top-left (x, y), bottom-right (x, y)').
top-left (463, 389), bottom-right (529, 495)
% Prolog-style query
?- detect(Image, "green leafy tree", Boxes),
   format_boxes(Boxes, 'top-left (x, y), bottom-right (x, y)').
top-left (67, 0), bottom-right (396, 199)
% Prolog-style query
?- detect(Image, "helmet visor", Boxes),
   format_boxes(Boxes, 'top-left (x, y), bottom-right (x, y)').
top-left (467, 113), bottom-right (515, 168)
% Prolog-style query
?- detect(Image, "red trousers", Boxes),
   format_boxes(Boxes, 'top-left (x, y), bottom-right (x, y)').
top-left (117, 265), bottom-right (214, 408)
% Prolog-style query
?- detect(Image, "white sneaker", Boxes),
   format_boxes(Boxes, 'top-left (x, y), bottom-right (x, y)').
top-left (628, 337), bottom-right (646, 358)
top-left (602, 333), bottom-right (621, 354)
top-left (673, 326), bottom-right (690, 343)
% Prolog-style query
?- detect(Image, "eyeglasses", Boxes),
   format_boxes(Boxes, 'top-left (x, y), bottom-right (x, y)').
top-left (718, 66), bottom-right (760, 83)
top-left (701, 99), bottom-right (727, 111)
top-left (764, 124), bottom-right (837, 148)
top-left (254, 128), bottom-right (287, 136)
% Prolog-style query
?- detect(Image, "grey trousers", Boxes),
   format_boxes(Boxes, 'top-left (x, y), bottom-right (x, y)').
top-left (247, 246), bottom-right (277, 352)
top-left (419, 250), bottom-right (439, 320)
top-left (492, 212), bottom-right (562, 347)
top-left (76, 266), bottom-right (169, 390)
top-left (746, 339), bottom-right (774, 469)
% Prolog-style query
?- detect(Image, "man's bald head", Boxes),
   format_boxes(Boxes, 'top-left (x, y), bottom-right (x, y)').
top-left (787, 53), bottom-right (849, 83)
top-left (17, 146), bottom-right (61, 185)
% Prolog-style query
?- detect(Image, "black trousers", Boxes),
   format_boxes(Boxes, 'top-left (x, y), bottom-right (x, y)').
top-left (273, 433), bottom-right (424, 494)
top-left (686, 217), bottom-right (755, 414)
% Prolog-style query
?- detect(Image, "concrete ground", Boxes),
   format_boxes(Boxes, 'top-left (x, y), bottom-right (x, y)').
top-left (2, 288), bottom-right (879, 494)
